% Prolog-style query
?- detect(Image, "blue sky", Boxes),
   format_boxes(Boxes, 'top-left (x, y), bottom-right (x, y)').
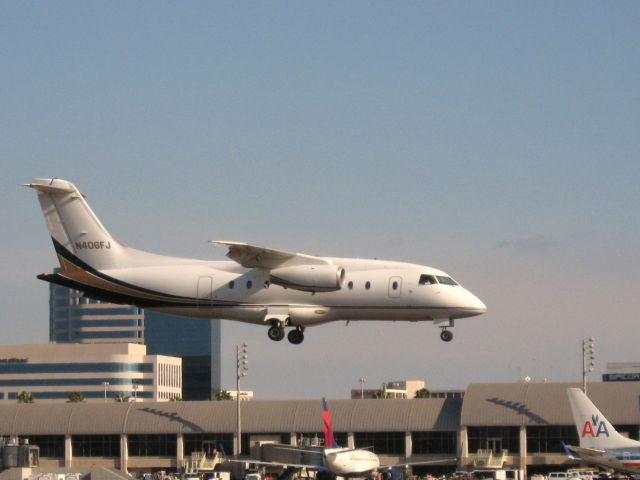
top-left (1, 2), bottom-right (639, 399)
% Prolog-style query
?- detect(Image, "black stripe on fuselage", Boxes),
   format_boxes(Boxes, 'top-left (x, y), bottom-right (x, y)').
top-left (49, 237), bottom-right (238, 307)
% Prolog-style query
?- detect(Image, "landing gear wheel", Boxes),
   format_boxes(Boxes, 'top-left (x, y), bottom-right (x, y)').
top-left (440, 329), bottom-right (453, 342)
top-left (287, 328), bottom-right (304, 345)
top-left (268, 325), bottom-right (285, 341)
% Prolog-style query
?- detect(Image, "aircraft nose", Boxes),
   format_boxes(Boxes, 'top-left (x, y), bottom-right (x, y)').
top-left (462, 288), bottom-right (487, 315)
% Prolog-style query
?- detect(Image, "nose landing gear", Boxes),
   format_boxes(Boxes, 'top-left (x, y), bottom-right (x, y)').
top-left (440, 328), bottom-right (453, 342)
top-left (437, 318), bottom-right (455, 342)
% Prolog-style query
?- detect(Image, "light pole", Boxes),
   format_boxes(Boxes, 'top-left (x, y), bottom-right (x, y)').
top-left (102, 381), bottom-right (109, 402)
top-left (236, 343), bottom-right (248, 455)
top-left (582, 337), bottom-right (595, 395)
top-left (359, 377), bottom-right (366, 399)
top-left (132, 381), bottom-right (139, 402)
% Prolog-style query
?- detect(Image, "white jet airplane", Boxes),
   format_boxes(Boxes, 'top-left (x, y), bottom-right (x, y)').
top-left (25, 178), bottom-right (486, 345)
top-left (231, 398), bottom-right (452, 477)
top-left (566, 387), bottom-right (640, 473)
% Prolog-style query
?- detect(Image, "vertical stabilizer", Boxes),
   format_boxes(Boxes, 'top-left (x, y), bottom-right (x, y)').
top-left (322, 398), bottom-right (338, 448)
top-left (25, 178), bottom-right (128, 271)
top-left (567, 388), bottom-right (640, 450)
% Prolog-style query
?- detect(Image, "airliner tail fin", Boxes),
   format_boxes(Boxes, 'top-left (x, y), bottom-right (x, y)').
top-left (322, 398), bottom-right (338, 448)
top-left (25, 178), bottom-right (128, 272)
top-left (567, 388), bottom-right (640, 450)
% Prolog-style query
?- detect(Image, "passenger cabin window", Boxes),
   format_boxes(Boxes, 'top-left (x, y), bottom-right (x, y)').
top-left (365, 281), bottom-right (371, 290)
top-left (419, 274), bottom-right (437, 285)
top-left (436, 276), bottom-right (458, 286)
top-left (228, 281), bottom-right (235, 289)
top-left (246, 280), bottom-right (253, 289)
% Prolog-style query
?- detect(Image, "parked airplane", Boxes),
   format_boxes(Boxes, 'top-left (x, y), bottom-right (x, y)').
top-left (232, 398), bottom-right (451, 477)
top-left (25, 178), bottom-right (486, 344)
top-left (566, 387), bottom-right (640, 473)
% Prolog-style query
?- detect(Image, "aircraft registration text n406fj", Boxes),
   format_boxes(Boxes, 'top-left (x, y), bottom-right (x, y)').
top-left (25, 178), bottom-right (487, 345)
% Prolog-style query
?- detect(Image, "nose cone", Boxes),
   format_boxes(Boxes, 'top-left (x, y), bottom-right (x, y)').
top-left (456, 288), bottom-right (487, 317)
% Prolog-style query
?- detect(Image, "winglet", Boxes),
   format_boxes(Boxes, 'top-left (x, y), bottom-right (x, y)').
top-left (561, 441), bottom-right (575, 459)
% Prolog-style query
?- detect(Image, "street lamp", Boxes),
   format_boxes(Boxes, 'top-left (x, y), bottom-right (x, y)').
top-left (102, 381), bottom-right (109, 402)
top-left (582, 337), bottom-right (595, 395)
top-left (236, 343), bottom-right (249, 455)
top-left (359, 378), bottom-right (366, 399)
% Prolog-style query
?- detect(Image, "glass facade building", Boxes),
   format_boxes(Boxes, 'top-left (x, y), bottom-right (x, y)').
top-left (49, 271), bottom-right (144, 344)
top-left (48, 269), bottom-right (221, 400)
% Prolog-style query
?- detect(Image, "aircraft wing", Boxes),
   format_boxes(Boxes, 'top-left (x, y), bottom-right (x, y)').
top-left (227, 458), bottom-right (325, 471)
top-left (212, 241), bottom-right (331, 269)
top-left (565, 444), bottom-right (606, 457)
top-left (380, 458), bottom-right (456, 470)
top-left (227, 458), bottom-right (318, 470)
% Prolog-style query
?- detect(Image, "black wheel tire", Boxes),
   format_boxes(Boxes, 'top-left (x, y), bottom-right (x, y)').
top-left (440, 330), bottom-right (453, 342)
top-left (268, 325), bottom-right (285, 341)
top-left (287, 329), bottom-right (304, 345)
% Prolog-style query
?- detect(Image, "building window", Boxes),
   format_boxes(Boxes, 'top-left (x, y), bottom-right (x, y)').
top-left (128, 434), bottom-right (177, 457)
top-left (526, 426), bottom-right (578, 453)
top-left (354, 432), bottom-right (404, 455)
top-left (22, 435), bottom-right (65, 458)
top-left (71, 435), bottom-right (120, 457)
top-left (412, 431), bottom-right (457, 454)
top-left (468, 427), bottom-right (519, 454)
top-left (184, 434), bottom-right (234, 457)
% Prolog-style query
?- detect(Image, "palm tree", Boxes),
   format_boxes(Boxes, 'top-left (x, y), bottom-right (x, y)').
top-left (373, 389), bottom-right (387, 399)
top-left (113, 392), bottom-right (130, 402)
top-left (215, 390), bottom-right (233, 400)
top-left (17, 391), bottom-right (34, 403)
top-left (414, 388), bottom-right (430, 398)
top-left (67, 392), bottom-right (85, 403)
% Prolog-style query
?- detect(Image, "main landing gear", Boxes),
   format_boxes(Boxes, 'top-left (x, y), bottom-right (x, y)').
top-left (267, 320), bottom-right (305, 344)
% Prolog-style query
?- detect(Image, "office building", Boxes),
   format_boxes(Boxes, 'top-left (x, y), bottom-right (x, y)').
top-left (0, 343), bottom-right (181, 402)
top-left (351, 380), bottom-right (426, 399)
top-left (48, 270), bottom-right (221, 399)
top-left (49, 275), bottom-right (144, 344)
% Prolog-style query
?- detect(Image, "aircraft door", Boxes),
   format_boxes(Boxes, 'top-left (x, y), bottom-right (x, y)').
top-left (197, 276), bottom-right (213, 305)
top-left (388, 276), bottom-right (402, 298)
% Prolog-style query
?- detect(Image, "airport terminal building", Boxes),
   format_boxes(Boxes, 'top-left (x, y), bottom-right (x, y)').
top-left (0, 382), bottom-right (639, 475)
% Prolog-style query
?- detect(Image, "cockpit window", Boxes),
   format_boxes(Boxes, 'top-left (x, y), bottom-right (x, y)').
top-left (419, 274), bottom-right (437, 285)
top-left (436, 276), bottom-right (458, 286)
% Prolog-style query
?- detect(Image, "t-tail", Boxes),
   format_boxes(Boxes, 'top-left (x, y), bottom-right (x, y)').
top-left (322, 398), bottom-right (338, 449)
top-left (25, 178), bottom-right (129, 271)
top-left (25, 178), bottom-right (176, 305)
top-left (567, 387), bottom-right (640, 450)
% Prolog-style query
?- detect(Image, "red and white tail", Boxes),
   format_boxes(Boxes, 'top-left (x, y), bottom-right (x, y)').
top-left (322, 398), bottom-right (338, 448)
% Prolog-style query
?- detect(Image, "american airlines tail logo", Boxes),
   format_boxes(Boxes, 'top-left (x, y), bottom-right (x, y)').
top-left (581, 414), bottom-right (610, 438)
